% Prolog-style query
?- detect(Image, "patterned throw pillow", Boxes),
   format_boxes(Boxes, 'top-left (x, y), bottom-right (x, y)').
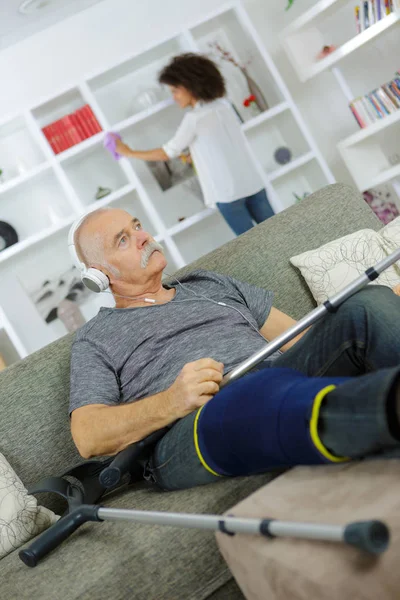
top-left (379, 216), bottom-right (400, 250)
top-left (290, 229), bottom-right (400, 305)
top-left (0, 453), bottom-right (59, 559)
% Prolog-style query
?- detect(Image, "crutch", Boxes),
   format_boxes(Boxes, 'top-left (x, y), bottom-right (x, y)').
top-left (20, 248), bottom-right (400, 567)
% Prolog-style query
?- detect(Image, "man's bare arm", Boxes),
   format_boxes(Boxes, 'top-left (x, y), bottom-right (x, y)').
top-left (259, 306), bottom-right (310, 352)
top-left (71, 388), bottom-right (177, 459)
top-left (71, 358), bottom-right (223, 459)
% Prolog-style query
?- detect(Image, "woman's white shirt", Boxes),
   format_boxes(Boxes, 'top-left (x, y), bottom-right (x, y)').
top-left (162, 99), bottom-right (264, 208)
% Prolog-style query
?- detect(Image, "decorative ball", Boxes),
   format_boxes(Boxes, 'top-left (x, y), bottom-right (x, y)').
top-left (274, 147), bottom-right (292, 165)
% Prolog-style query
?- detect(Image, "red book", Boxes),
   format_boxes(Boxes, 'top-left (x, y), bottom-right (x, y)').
top-left (82, 104), bottom-right (102, 134)
top-left (349, 103), bottom-right (365, 128)
top-left (75, 106), bottom-right (96, 137)
top-left (42, 125), bottom-right (57, 153)
top-left (70, 113), bottom-right (87, 141)
top-left (48, 121), bottom-right (63, 153)
top-left (74, 109), bottom-right (92, 139)
top-left (61, 115), bottom-right (81, 147)
top-left (90, 108), bottom-right (103, 134)
top-left (53, 118), bottom-right (70, 152)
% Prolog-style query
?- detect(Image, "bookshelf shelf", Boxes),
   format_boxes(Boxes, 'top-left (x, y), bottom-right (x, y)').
top-left (173, 210), bottom-right (235, 264)
top-left (241, 101), bottom-right (290, 132)
top-left (282, 0), bottom-right (400, 194)
top-left (56, 131), bottom-right (104, 162)
top-left (61, 142), bottom-right (130, 206)
top-left (0, 216), bottom-right (74, 266)
top-left (269, 158), bottom-right (329, 210)
top-left (268, 151), bottom-right (315, 182)
top-left (0, 162), bottom-right (51, 195)
top-left (87, 36), bottom-right (184, 126)
top-left (367, 163), bottom-right (400, 190)
top-left (113, 99), bottom-right (174, 134)
top-left (338, 110), bottom-right (400, 191)
top-left (281, 1), bottom-right (400, 83)
top-left (0, 1), bottom-right (334, 359)
top-left (167, 207), bottom-right (217, 236)
top-left (0, 115), bottom-right (47, 187)
top-left (338, 108), bottom-right (400, 148)
top-left (245, 109), bottom-right (312, 177)
top-left (306, 11), bottom-right (400, 81)
top-left (83, 182), bottom-right (136, 212)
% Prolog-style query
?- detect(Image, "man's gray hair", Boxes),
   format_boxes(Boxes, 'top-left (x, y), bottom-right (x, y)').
top-left (74, 207), bottom-right (120, 277)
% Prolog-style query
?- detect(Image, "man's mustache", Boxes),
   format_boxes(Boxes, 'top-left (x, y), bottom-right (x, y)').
top-left (141, 240), bottom-right (164, 268)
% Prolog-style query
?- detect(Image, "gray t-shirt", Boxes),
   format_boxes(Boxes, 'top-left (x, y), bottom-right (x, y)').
top-left (69, 270), bottom-right (279, 414)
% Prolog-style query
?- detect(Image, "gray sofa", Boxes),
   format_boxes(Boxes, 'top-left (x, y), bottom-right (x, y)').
top-left (0, 183), bottom-right (381, 600)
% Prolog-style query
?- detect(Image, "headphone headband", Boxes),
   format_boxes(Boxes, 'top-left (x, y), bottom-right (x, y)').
top-left (68, 212), bottom-right (110, 293)
top-left (68, 214), bottom-right (89, 272)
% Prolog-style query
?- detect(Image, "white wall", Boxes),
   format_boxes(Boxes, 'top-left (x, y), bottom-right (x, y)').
top-left (1, 0), bottom-right (398, 183)
top-left (0, 0), bottom-right (225, 117)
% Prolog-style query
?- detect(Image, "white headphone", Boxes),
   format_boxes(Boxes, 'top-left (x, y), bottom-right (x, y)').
top-left (68, 214), bottom-right (110, 294)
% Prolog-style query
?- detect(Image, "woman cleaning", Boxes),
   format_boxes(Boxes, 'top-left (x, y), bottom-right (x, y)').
top-left (109, 53), bottom-right (274, 236)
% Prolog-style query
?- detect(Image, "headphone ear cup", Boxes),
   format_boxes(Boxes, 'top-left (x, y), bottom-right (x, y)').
top-left (81, 268), bottom-right (109, 293)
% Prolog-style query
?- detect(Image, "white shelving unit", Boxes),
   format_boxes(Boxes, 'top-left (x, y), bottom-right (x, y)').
top-left (0, 0), bottom-right (334, 360)
top-left (338, 109), bottom-right (400, 191)
top-left (281, 0), bottom-right (400, 83)
top-left (281, 0), bottom-right (400, 193)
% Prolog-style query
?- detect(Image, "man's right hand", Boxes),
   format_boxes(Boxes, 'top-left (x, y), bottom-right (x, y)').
top-left (167, 358), bottom-right (224, 418)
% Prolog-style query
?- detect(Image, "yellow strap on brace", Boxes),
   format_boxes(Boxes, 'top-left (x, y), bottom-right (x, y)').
top-left (309, 384), bottom-right (350, 463)
top-left (193, 406), bottom-right (222, 477)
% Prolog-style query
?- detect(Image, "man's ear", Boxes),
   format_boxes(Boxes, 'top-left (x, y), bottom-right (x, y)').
top-left (92, 263), bottom-right (119, 285)
top-left (89, 263), bottom-right (110, 281)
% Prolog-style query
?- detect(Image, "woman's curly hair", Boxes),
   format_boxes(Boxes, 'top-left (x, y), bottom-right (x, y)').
top-left (159, 53), bottom-right (226, 102)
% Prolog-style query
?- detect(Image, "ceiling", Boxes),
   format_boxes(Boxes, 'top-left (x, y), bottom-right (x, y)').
top-left (0, 0), bottom-right (107, 50)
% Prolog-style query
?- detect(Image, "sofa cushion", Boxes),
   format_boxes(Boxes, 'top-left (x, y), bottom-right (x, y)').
top-left (1, 474), bottom-right (272, 600)
top-left (290, 229), bottom-right (400, 304)
top-left (380, 216), bottom-right (400, 249)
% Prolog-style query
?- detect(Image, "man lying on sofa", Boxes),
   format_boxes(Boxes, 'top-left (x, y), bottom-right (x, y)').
top-left (69, 207), bottom-right (400, 490)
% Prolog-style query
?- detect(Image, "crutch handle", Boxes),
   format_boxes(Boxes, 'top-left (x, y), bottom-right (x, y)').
top-left (19, 506), bottom-right (101, 567)
top-left (99, 427), bottom-right (168, 488)
top-left (344, 520), bottom-right (389, 554)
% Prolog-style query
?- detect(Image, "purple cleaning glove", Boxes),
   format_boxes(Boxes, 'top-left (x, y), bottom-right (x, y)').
top-left (103, 132), bottom-right (122, 160)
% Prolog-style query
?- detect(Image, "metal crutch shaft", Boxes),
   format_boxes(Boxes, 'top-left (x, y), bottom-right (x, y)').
top-left (19, 506), bottom-right (389, 567)
top-left (96, 508), bottom-right (389, 554)
top-left (221, 247), bottom-right (400, 387)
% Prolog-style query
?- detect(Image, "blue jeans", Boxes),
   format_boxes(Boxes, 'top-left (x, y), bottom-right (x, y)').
top-left (217, 188), bottom-right (274, 236)
top-left (145, 286), bottom-right (400, 490)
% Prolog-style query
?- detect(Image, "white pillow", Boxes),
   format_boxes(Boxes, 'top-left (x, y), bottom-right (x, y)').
top-left (290, 229), bottom-right (400, 305)
top-left (379, 216), bottom-right (400, 250)
top-left (0, 453), bottom-right (60, 558)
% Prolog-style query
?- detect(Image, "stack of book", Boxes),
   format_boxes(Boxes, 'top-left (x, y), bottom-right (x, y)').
top-left (349, 72), bottom-right (400, 128)
top-left (355, 0), bottom-right (399, 33)
top-left (42, 104), bottom-right (102, 154)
